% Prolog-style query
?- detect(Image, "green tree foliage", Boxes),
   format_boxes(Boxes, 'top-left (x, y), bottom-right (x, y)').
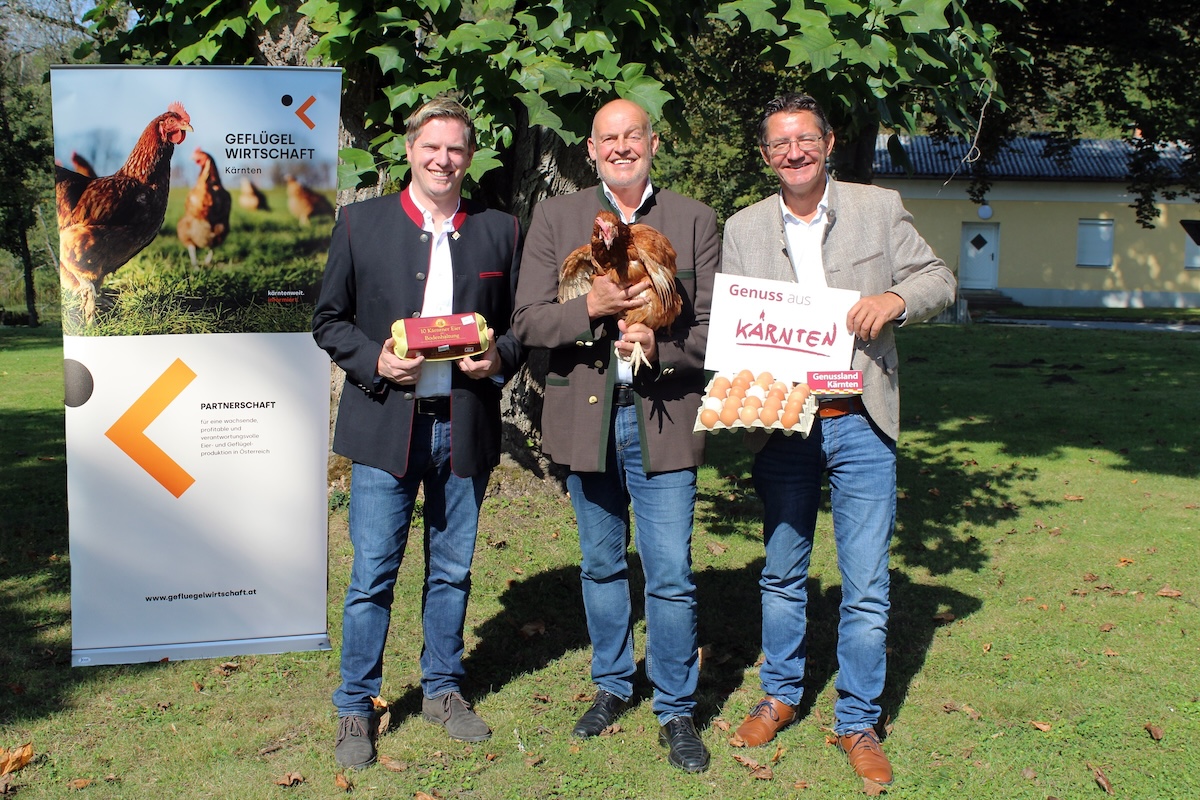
top-left (0, 27), bottom-right (55, 326)
top-left (81, 0), bottom-right (1017, 218)
top-left (967, 0), bottom-right (1200, 227)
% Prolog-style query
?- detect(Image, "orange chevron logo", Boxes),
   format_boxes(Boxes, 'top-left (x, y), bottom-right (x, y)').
top-left (106, 358), bottom-right (197, 498)
top-left (295, 95), bottom-right (316, 129)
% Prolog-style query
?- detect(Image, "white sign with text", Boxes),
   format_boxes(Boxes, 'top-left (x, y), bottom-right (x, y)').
top-left (706, 273), bottom-right (860, 384)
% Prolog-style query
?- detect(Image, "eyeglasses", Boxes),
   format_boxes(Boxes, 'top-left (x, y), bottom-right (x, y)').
top-left (764, 135), bottom-right (825, 156)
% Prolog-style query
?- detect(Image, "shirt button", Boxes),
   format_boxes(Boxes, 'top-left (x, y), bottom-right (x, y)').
top-left (403, 392), bottom-right (414, 400)
top-left (411, 311), bottom-right (420, 317)
top-left (420, 233), bottom-right (429, 242)
top-left (416, 272), bottom-right (426, 280)
top-left (588, 395), bottom-right (598, 404)
top-left (594, 360), bottom-right (604, 368)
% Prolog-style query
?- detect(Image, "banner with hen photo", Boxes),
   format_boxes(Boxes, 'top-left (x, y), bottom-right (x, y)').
top-left (50, 65), bottom-right (341, 666)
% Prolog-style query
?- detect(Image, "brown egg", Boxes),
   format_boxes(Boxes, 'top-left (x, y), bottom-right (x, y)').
top-left (759, 405), bottom-right (780, 427)
top-left (781, 408), bottom-right (801, 429)
top-left (719, 403), bottom-right (740, 427)
top-left (710, 375), bottom-right (731, 395)
top-left (736, 369), bottom-right (755, 384)
top-left (728, 384), bottom-right (747, 401)
top-left (766, 387), bottom-right (787, 403)
top-left (784, 397), bottom-right (804, 414)
top-left (699, 408), bottom-right (719, 429)
top-left (739, 405), bottom-right (759, 426)
top-left (770, 380), bottom-right (790, 396)
top-left (763, 395), bottom-right (783, 413)
top-left (755, 370), bottom-right (774, 386)
top-left (742, 395), bottom-right (762, 410)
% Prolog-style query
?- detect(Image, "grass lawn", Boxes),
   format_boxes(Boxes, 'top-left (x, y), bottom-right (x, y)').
top-left (1, 321), bottom-right (1197, 798)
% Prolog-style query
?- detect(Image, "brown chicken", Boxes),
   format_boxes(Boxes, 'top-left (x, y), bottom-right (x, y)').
top-left (238, 177), bottom-right (270, 211)
top-left (176, 147), bottom-right (231, 267)
top-left (558, 210), bottom-right (681, 375)
top-left (285, 175), bottom-right (334, 226)
top-left (56, 101), bottom-right (193, 321)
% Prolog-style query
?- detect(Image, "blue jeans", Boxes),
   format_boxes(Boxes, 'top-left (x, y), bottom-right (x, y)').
top-left (333, 415), bottom-right (488, 718)
top-left (751, 411), bottom-right (896, 734)
top-left (566, 404), bottom-right (699, 724)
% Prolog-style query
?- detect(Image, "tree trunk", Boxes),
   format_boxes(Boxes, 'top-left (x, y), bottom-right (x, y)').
top-left (830, 120), bottom-right (880, 184)
top-left (19, 226), bottom-right (39, 327)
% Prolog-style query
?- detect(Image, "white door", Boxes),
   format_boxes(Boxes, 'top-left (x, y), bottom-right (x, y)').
top-left (959, 222), bottom-right (999, 290)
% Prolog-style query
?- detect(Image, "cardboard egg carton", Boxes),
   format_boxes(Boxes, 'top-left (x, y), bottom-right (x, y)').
top-left (693, 372), bottom-right (817, 437)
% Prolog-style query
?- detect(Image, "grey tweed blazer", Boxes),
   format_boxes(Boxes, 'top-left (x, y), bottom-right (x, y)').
top-left (722, 179), bottom-right (955, 442)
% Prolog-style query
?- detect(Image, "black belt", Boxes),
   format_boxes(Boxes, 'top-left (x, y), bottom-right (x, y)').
top-left (415, 396), bottom-right (451, 417)
top-left (818, 396), bottom-right (864, 418)
top-left (614, 384), bottom-right (636, 407)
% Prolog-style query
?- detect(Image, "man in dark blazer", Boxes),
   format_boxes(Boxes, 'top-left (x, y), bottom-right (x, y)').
top-left (721, 93), bottom-right (956, 786)
top-left (512, 98), bottom-right (720, 773)
top-left (313, 98), bottom-right (523, 770)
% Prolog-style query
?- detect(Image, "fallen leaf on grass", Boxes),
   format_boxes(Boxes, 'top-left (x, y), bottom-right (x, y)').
top-left (1021, 767), bottom-right (1036, 780)
top-left (712, 718), bottom-right (730, 732)
top-left (1064, 494), bottom-right (1084, 501)
top-left (932, 611), bottom-right (956, 624)
top-left (706, 541), bottom-right (728, 555)
top-left (793, 779), bottom-right (812, 789)
top-left (1103, 648), bottom-right (1119, 657)
top-left (1030, 721), bottom-right (1052, 731)
top-left (1116, 557), bottom-right (1135, 567)
top-left (1156, 586), bottom-right (1183, 598)
top-left (416, 793), bottom-right (438, 800)
top-left (862, 778), bottom-right (888, 795)
top-left (0, 776), bottom-right (14, 796)
top-left (1099, 622), bottom-right (1115, 632)
top-left (1082, 572), bottom-right (1098, 582)
top-left (1144, 723), bottom-right (1164, 741)
top-left (0, 743), bottom-right (33, 776)
top-left (334, 771), bottom-right (352, 791)
top-left (771, 744), bottom-right (785, 764)
top-left (982, 642), bottom-right (992, 653)
top-left (274, 772), bottom-right (304, 787)
top-left (531, 693), bottom-right (551, 704)
top-left (212, 661), bottom-right (240, 677)
top-left (518, 620), bottom-right (545, 639)
top-left (732, 753), bottom-right (774, 780)
top-left (524, 754), bottom-right (544, 767)
top-left (379, 755), bottom-right (408, 772)
top-left (68, 778), bottom-right (91, 790)
top-left (1088, 763), bottom-right (1115, 795)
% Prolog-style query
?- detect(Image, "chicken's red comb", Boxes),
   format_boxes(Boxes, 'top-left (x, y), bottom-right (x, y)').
top-left (168, 101), bottom-right (190, 123)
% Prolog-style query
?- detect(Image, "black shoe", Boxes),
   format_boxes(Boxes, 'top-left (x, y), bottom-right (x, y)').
top-left (658, 716), bottom-right (710, 773)
top-left (572, 689), bottom-right (626, 738)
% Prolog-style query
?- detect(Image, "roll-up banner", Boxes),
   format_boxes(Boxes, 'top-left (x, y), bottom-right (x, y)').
top-left (50, 65), bottom-right (341, 666)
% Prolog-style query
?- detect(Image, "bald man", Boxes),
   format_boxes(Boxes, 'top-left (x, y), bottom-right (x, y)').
top-left (512, 99), bottom-right (720, 773)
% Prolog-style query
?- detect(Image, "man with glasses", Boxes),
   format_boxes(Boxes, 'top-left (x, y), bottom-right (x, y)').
top-left (721, 93), bottom-right (955, 786)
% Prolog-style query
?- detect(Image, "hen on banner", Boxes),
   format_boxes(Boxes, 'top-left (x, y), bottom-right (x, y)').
top-left (56, 101), bottom-right (193, 321)
top-left (557, 210), bottom-right (681, 375)
top-left (176, 147), bottom-right (232, 268)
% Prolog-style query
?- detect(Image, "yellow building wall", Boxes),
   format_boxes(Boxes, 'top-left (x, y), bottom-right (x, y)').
top-left (879, 178), bottom-right (1200, 307)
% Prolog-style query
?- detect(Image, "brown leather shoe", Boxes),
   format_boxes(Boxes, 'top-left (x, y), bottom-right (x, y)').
top-left (836, 729), bottom-right (893, 785)
top-left (730, 696), bottom-right (796, 747)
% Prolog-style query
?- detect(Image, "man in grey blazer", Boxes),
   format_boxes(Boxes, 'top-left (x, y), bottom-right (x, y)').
top-left (722, 93), bottom-right (955, 786)
top-left (513, 98), bottom-right (720, 773)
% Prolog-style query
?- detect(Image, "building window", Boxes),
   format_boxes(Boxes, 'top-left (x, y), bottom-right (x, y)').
top-left (1182, 220), bottom-right (1200, 270)
top-left (1076, 219), bottom-right (1114, 268)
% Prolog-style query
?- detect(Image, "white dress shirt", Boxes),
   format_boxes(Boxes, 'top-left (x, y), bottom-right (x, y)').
top-left (412, 196), bottom-right (459, 399)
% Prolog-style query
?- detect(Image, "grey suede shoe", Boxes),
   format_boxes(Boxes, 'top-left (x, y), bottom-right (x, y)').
top-left (335, 715), bottom-right (376, 769)
top-left (422, 691), bottom-right (492, 742)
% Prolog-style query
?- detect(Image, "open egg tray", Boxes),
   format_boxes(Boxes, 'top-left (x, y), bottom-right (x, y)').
top-left (693, 374), bottom-right (817, 437)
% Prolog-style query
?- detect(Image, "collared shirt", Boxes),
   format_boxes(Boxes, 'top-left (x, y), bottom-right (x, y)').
top-left (411, 193), bottom-right (460, 399)
top-left (780, 178), bottom-right (831, 287)
top-left (602, 179), bottom-right (655, 224)
top-left (601, 180), bottom-right (655, 384)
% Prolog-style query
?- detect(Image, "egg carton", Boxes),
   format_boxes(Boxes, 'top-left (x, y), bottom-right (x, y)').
top-left (692, 376), bottom-right (817, 437)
